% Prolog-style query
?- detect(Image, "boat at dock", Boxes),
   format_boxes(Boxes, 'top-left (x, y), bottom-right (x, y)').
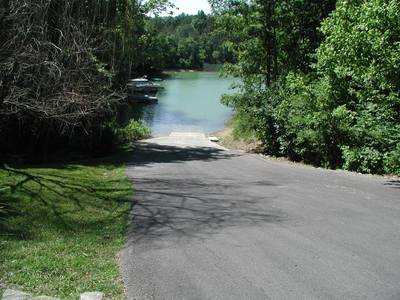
top-left (127, 78), bottom-right (162, 103)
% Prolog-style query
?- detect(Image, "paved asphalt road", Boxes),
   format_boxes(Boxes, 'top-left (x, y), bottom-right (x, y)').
top-left (120, 132), bottom-right (400, 300)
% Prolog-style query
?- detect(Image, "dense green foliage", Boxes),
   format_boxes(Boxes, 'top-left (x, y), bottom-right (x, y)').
top-left (316, 0), bottom-right (400, 174)
top-left (143, 12), bottom-right (234, 70)
top-left (217, 0), bottom-right (400, 175)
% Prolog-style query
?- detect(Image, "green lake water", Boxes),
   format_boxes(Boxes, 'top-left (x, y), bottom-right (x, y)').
top-left (128, 71), bottom-right (234, 135)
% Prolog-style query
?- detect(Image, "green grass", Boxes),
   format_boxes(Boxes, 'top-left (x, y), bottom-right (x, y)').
top-left (0, 158), bottom-right (132, 299)
top-left (230, 114), bottom-right (259, 143)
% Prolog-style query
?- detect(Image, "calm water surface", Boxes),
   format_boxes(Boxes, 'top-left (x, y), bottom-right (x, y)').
top-left (131, 71), bottom-right (234, 135)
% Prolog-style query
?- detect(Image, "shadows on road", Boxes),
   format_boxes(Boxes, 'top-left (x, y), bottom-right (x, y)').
top-left (126, 141), bottom-right (237, 167)
top-left (125, 141), bottom-right (399, 247)
top-left (384, 180), bottom-right (400, 189)
top-left (126, 142), bottom-right (287, 246)
top-left (128, 178), bottom-right (285, 245)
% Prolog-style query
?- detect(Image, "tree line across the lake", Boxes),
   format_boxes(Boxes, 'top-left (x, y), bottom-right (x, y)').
top-left (143, 11), bottom-right (235, 71)
top-left (1, 0), bottom-right (399, 175)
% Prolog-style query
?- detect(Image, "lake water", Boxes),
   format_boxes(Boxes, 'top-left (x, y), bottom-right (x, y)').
top-left (125, 71), bottom-right (234, 135)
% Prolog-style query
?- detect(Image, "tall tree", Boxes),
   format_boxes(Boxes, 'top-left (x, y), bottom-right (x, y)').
top-left (0, 0), bottom-right (173, 156)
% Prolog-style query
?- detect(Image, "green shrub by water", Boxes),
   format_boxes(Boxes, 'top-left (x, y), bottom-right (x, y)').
top-left (114, 120), bottom-right (152, 144)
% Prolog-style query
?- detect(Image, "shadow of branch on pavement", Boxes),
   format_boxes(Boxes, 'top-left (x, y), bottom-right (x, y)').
top-left (384, 180), bottom-right (400, 189)
top-left (125, 141), bottom-right (238, 167)
top-left (127, 176), bottom-right (286, 247)
top-left (123, 141), bottom-right (287, 247)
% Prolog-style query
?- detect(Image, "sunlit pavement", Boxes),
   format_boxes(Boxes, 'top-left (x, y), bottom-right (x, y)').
top-left (121, 132), bottom-right (400, 300)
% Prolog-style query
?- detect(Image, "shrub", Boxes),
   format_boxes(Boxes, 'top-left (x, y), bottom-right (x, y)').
top-left (114, 120), bottom-right (152, 144)
top-left (384, 144), bottom-right (400, 175)
top-left (231, 113), bottom-right (259, 142)
top-left (342, 146), bottom-right (385, 174)
top-left (274, 74), bottom-right (350, 167)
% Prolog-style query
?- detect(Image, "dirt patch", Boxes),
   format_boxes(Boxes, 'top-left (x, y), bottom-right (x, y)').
top-left (210, 126), bottom-right (263, 152)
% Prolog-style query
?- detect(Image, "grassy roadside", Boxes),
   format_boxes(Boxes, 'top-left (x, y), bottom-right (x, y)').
top-left (0, 157), bottom-right (132, 299)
